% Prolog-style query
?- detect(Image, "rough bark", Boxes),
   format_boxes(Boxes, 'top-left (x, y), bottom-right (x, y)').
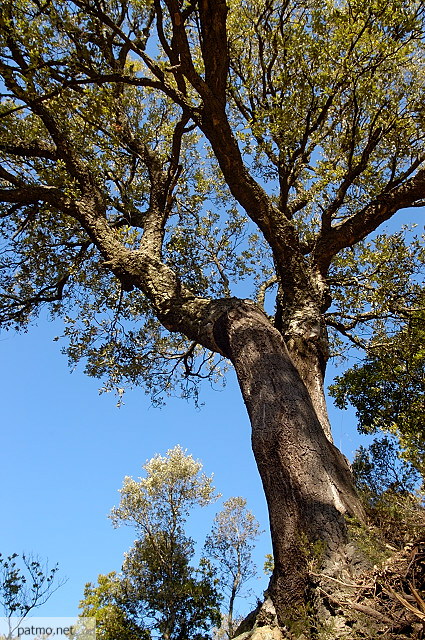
top-left (212, 300), bottom-right (365, 628)
top-left (286, 335), bottom-right (333, 441)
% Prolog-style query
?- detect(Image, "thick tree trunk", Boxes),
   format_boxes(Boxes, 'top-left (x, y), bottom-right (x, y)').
top-left (286, 334), bottom-right (333, 442)
top-left (213, 301), bottom-right (365, 630)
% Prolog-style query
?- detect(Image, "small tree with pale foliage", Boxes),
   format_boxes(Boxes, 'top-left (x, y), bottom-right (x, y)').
top-left (110, 445), bottom-right (219, 535)
top-left (205, 498), bottom-right (262, 639)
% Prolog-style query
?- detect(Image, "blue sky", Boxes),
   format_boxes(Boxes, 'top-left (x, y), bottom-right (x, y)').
top-left (0, 209), bottom-right (423, 622)
top-left (0, 317), bottom-right (274, 619)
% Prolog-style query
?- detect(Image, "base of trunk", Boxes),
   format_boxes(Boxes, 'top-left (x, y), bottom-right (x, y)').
top-left (233, 536), bottom-right (425, 640)
top-left (211, 301), bottom-right (425, 637)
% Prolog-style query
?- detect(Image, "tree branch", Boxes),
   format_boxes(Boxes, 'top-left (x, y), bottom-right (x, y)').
top-left (257, 275), bottom-right (278, 309)
top-left (197, 0), bottom-right (229, 106)
top-left (321, 124), bottom-right (385, 230)
top-left (0, 184), bottom-right (65, 204)
top-left (325, 318), bottom-right (367, 349)
top-left (313, 164), bottom-right (425, 273)
top-left (0, 274), bottom-right (70, 324)
top-left (0, 141), bottom-right (58, 160)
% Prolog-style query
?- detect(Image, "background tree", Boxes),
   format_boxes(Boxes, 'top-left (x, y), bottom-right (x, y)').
top-left (81, 446), bottom-right (222, 640)
top-left (79, 572), bottom-right (148, 640)
top-left (330, 289), bottom-right (425, 476)
top-left (1, 0), bottom-right (425, 632)
top-left (352, 436), bottom-right (421, 498)
top-left (122, 536), bottom-right (221, 640)
top-left (0, 553), bottom-right (64, 640)
top-left (205, 497), bottom-right (261, 639)
top-left (81, 545), bottom-right (221, 640)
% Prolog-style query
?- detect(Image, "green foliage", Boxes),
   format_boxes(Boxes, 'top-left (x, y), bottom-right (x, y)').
top-left (349, 436), bottom-right (425, 551)
top-left (1, 0), bottom-right (425, 403)
top-left (346, 473), bottom-right (425, 557)
top-left (122, 536), bottom-right (221, 640)
top-left (81, 446), bottom-right (222, 640)
top-left (0, 0), bottom-right (260, 401)
top-left (3, 1), bottom-right (425, 629)
top-left (205, 497), bottom-right (261, 586)
top-left (79, 573), bottom-right (149, 640)
top-left (298, 533), bottom-right (326, 573)
top-left (227, 0), bottom-right (425, 214)
top-left (330, 290), bottom-right (425, 474)
top-left (263, 554), bottom-right (274, 576)
top-left (363, 491), bottom-right (425, 550)
top-left (330, 280), bottom-right (425, 550)
top-left (328, 230), bottom-right (424, 349)
top-left (345, 516), bottom-right (391, 567)
top-left (80, 544), bottom-right (221, 640)
top-left (0, 552), bottom-right (63, 637)
top-left (352, 436), bottom-right (420, 497)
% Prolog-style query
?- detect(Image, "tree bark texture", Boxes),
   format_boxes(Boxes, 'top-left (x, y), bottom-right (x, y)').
top-left (213, 301), bottom-right (365, 627)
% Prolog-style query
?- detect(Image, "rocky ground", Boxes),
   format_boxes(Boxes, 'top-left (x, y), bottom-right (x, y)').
top-left (232, 537), bottom-right (425, 640)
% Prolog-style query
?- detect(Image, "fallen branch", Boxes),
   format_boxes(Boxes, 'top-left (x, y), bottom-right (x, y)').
top-left (384, 585), bottom-right (425, 622)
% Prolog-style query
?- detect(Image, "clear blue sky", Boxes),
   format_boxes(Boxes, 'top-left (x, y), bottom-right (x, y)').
top-left (0, 209), bottom-right (423, 621)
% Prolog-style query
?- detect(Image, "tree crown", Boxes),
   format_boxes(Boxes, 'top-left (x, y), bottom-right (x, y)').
top-left (110, 445), bottom-right (219, 533)
top-left (0, 0), bottom-right (424, 400)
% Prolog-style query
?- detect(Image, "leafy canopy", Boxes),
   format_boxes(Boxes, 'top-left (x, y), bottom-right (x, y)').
top-left (79, 572), bottom-right (150, 640)
top-left (122, 535), bottom-right (221, 640)
top-left (330, 293), bottom-right (425, 474)
top-left (80, 545), bottom-right (222, 640)
top-left (0, 0), bottom-right (425, 401)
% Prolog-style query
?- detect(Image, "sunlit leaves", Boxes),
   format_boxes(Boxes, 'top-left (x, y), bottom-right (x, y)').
top-left (327, 227), bottom-right (425, 352)
top-left (165, 206), bottom-right (263, 298)
top-left (79, 573), bottom-right (149, 640)
top-left (329, 295), bottom-right (425, 474)
top-left (110, 445), bottom-right (219, 534)
top-left (0, 201), bottom-right (92, 328)
top-left (1, 0), bottom-right (425, 402)
top-left (227, 0), bottom-right (425, 220)
top-left (59, 278), bottom-right (226, 405)
top-left (87, 446), bottom-right (222, 639)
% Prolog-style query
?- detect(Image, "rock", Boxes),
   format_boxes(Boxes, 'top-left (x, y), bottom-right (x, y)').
top-left (232, 625), bottom-right (284, 640)
top-left (232, 597), bottom-right (284, 640)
